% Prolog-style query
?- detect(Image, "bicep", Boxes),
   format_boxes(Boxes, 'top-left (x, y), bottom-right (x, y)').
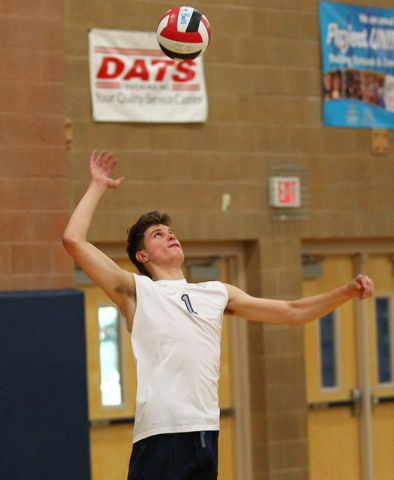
top-left (224, 283), bottom-right (294, 324)
top-left (63, 239), bottom-right (136, 310)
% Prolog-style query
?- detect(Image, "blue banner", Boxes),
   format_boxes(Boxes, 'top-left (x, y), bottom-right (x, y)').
top-left (319, 1), bottom-right (394, 129)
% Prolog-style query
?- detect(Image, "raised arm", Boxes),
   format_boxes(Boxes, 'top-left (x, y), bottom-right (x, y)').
top-left (224, 274), bottom-right (374, 326)
top-left (63, 151), bottom-right (136, 325)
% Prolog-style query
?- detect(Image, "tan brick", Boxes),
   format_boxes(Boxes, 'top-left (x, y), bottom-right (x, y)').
top-left (264, 353), bottom-right (305, 386)
top-left (0, 178), bottom-right (68, 210)
top-left (253, 9), bottom-right (286, 38)
top-left (0, 18), bottom-right (63, 51)
top-left (218, 124), bottom-right (257, 152)
top-left (25, 83), bottom-right (65, 115)
top-left (0, 1), bottom-right (38, 16)
top-left (63, 27), bottom-right (88, 57)
top-left (12, 244), bottom-right (53, 275)
top-left (72, 121), bottom-right (151, 150)
top-left (203, 35), bottom-right (236, 65)
top-left (270, 468), bottom-right (309, 480)
top-left (205, 65), bottom-right (256, 95)
top-left (0, 80), bottom-right (26, 112)
top-left (0, 211), bottom-right (30, 243)
top-left (65, 0), bottom-right (145, 30)
top-left (0, 49), bottom-right (45, 81)
top-left (0, 146), bottom-right (67, 177)
top-left (268, 439), bottom-right (309, 470)
top-left (266, 411), bottom-right (306, 441)
top-left (65, 88), bottom-right (91, 120)
top-left (42, 51), bottom-right (65, 82)
top-left (0, 245), bottom-right (12, 275)
top-left (204, 6), bottom-right (253, 37)
top-left (51, 244), bottom-right (73, 275)
top-left (0, 275), bottom-right (32, 291)
top-left (28, 212), bottom-right (69, 242)
top-left (40, 0), bottom-right (64, 20)
top-left (4, 113), bottom-right (65, 145)
top-left (31, 273), bottom-right (74, 290)
top-left (265, 384), bottom-right (307, 413)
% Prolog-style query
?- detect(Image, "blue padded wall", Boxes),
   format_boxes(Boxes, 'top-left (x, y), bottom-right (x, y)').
top-left (0, 289), bottom-right (91, 480)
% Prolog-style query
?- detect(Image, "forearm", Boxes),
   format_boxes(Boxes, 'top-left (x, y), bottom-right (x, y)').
top-left (63, 180), bottom-right (107, 246)
top-left (290, 285), bottom-right (353, 326)
top-left (226, 275), bottom-right (373, 326)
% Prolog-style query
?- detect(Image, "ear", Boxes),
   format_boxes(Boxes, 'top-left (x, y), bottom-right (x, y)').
top-left (136, 250), bottom-right (148, 264)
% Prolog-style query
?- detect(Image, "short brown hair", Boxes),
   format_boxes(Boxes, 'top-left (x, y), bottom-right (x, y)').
top-left (126, 211), bottom-right (172, 277)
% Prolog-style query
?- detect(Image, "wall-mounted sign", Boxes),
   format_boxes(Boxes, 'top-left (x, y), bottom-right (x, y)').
top-left (269, 177), bottom-right (301, 208)
top-left (88, 29), bottom-right (208, 122)
top-left (319, 2), bottom-right (394, 129)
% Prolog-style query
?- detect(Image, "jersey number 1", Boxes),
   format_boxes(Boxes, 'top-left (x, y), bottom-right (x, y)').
top-left (181, 294), bottom-right (198, 315)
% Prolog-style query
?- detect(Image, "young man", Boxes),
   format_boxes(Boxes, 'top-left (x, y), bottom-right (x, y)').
top-left (63, 151), bottom-right (375, 480)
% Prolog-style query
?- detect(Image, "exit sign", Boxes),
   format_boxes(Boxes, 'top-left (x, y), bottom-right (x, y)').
top-left (269, 177), bottom-right (301, 208)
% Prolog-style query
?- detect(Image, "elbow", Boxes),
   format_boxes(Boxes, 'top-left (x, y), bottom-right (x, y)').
top-left (285, 302), bottom-right (304, 327)
top-left (62, 231), bottom-right (78, 253)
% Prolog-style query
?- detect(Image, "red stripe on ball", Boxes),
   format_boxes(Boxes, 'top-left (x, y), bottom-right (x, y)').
top-left (167, 7), bottom-right (181, 30)
top-left (160, 27), bottom-right (203, 44)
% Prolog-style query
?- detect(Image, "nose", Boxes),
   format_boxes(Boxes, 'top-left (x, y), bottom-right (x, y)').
top-left (168, 231), bottom-right (175, 241)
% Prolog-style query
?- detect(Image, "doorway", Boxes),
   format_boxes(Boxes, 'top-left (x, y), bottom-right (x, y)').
top-left (303, 244), bottom-right (394, 480)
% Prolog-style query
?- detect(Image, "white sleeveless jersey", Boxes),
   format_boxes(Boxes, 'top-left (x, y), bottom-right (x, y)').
top-left (125, 274), bottom-right (228, 443)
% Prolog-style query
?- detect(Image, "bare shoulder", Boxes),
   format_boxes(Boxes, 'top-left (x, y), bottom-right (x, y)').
top-left (223, 283), bottom-right (250, 315)
top-left (224, 283), bottom-right (248, 299)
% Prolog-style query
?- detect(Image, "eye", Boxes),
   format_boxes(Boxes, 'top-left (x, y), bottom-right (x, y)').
top-left (155, 232), bottom-right (162, 237)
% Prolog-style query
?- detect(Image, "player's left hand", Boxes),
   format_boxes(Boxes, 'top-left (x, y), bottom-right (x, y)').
top-left (347, 274), bottom-right (375, 300)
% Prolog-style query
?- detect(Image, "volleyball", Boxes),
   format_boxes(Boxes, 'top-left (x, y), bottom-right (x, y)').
top-left (156, 6), bottom-right (211, 61)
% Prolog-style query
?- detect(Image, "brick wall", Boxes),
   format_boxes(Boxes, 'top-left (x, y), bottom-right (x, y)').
top-left (0, 0), bottom-right (72, 290)
top-left (62, 1), bottom-right (394, 480)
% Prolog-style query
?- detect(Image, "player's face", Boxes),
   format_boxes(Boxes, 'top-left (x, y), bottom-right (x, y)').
top-left (142, 224), bottom-right (184, 266)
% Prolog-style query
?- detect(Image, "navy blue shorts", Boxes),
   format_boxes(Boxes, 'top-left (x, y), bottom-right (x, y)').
top-left (127, 431), bottom-right (219, 480)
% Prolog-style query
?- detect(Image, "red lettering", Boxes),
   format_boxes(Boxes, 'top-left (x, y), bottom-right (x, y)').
top-left (151, 60), bottom-right (175, 81)
top-left (123, 59), bottom-right (149, 81)
top-left (172, 60), bottom-right (196, 82)
top-left (279, 181), bottom-right (297, 204)
top-left (96, 57), bottom-right (125, 79)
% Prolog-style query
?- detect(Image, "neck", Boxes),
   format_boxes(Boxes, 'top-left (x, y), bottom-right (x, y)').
top-left (150, 265), bottom-right (185, 282)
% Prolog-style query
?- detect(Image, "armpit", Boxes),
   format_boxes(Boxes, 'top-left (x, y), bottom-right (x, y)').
top-left (114, 285), bottom-right (135, 298)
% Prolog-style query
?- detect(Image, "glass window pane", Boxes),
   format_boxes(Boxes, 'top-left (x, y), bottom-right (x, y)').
top-left (319, 312), bottom-right (337, 388)
top-left (98, 306), bottom-right (122, 406)
top-left (375, 297), bottom-right (392, 384)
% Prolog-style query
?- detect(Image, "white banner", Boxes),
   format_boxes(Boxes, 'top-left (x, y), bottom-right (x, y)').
top-left (88, 29), bottom-right (208, 123)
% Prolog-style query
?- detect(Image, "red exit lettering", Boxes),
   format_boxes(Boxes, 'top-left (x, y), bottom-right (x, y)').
top-left (278, 181), bottom-right (298, 204)
top-left (96, 57), bottom-right (196, 82)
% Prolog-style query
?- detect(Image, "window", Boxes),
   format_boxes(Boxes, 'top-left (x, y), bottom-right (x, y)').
top-left (375, 297), bottom-right (393, 385)
top-left (319, 311), bottom-right (338, 389)
top-left (98, 306), bottom-right (123, 406)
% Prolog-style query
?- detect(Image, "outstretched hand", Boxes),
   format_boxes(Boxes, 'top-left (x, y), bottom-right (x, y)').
top-left (347, 274), bottom-right (375, 300)
top-left (90, 150), bottom-right (124, 189)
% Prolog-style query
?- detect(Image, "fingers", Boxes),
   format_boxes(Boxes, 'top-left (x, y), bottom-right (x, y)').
top-left (106, 157), bottom-right (119, 176)
top-left (91, 150), bottom-right (120, 173)
top-left (108, 176), bottom-right (125, 189)
top-left (90, 150), bottom-right (97, 166)
top-left (93, 150), bottom-right (111, 167)
top-left (356, 274), bottom-right (375, 300)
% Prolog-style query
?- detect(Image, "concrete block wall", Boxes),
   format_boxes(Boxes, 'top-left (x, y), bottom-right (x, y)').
top-left (62, 1), bottom-right (394, 480)
top-left (53, 1), bottom-right (394, 479)
top-left (0, 0), bottom-right (72, 290)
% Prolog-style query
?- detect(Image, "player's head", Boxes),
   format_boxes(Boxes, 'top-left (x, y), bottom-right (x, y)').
top-left (127, 211), bottom-right (173, 277)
